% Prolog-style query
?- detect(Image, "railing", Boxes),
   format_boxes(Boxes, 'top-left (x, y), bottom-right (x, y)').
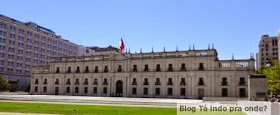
top-left (198, 82), bottom-right (204, 85)
top-left (221, 82), bottom-right (228, 85)
top-left (143, 82), bottom-right (149, 85)
top-left (155, 82), bottom-right (161, 85)
top-left (180, 82), bottom-right (186, 85)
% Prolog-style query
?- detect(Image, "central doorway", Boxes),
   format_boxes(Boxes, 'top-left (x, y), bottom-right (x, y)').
top-left (116, 80), bottom-right (123, 97)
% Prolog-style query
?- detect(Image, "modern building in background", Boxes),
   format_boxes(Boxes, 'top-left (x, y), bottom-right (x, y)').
top-left (0, 14), bottom-right (91, 90)
top-left (30, 47), bottom-right (255, 99)
top-left (257, 34), bottom-right (278, 69)
top-left (278, 31), bottom-right (280, 63)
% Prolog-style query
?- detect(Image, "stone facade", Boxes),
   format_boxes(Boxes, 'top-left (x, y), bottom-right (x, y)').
top-left (30, 48), bottom-right (255, 99)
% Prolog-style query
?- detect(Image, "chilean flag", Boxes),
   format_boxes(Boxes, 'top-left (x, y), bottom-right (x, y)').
top-left (118, 38), bottom-right (125, 51)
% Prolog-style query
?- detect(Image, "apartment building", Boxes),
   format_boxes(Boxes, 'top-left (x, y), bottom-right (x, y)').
top-left (0, 14), bottom-right (90, 90)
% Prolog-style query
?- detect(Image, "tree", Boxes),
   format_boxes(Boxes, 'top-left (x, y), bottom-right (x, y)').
top-left (256, 61), bottom-right (280, 94)
top-left (0, 75), bottom-right (10, 91)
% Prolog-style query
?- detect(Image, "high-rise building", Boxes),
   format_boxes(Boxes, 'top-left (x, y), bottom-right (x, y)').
top-left (0, 14), bottom-right (88, 90)
top-left (278, 31), bottom-right (280, 63)
top-left (257, 34), bottom-right (278, 69)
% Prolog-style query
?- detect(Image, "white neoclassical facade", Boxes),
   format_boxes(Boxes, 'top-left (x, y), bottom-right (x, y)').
top-left (30, 48), bottom-right (255, 99)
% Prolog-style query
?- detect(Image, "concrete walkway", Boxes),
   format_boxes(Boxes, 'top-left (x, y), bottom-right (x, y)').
top-left (0, 95), bottom-right (203, 108)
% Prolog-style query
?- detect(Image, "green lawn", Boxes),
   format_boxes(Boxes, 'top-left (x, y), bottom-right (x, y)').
top-left (0, 101), bottom-right (245, 115)
top-left (0, 102), bottom-right (175, 115)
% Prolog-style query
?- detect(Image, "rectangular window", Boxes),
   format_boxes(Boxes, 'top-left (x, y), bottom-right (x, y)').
top-left (143, 88), bottom-right (148, 95)
top-left (155, 88), bottom-right (160, 95)
top-left (222, 88), bottom-right (228, 97)
top-left (132, 88), bottom-right (137, 95)
top-left (93, 87), bottom-right (97, 94)
top-left (104, 66), bottom-right (108, 72)
top-left (156, 64), bottom-right (161, 71)
top-left (181, 63), bottom-right (186, 71)
top-left (198, 78), bottom-right (204, 85)
top-left (180, 88), bottom-right (186, 96)
top-left (35, 86), bottom-right (38, 92)
top-left (118, 65), bottom-right (122, 72)
top-left (144, 65), bottom-right (149, 71)
top-left (199, 63), bottom-right (204, 70)
top-left (168, 64), bottom-right (173, 71)
top-left (75, 87), bottom-right (79, 93)
top-left (103, 87), bottom-right (107, 94)
top-left (94, 66), bottom-right (98, 72)
top-left (168, 88), bottom-right (173, 96)
top-left (43, 86), bottom-right (47, 93)
top-left (84, 87), bottom-right (88, 94)
top-left (133, 65), bottom-right (137, 72)
top-left (239, 88), bottom-right (245, 97)
top-left (66, 87), bottom-right (70, 93)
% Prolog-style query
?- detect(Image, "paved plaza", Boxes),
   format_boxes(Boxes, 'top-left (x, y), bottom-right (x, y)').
top-left (0, 95), bottom-right (206, 107)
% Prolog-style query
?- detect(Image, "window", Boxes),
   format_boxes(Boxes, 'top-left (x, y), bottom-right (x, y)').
top-left (156, 64), bottom-right (161, 71)
top-left (35, 79), bottom-right (38, 84)
top-left (155, 88), bottom-right (160, 95)
top-left (181, 63), bottom-right (186, 71)
top-left (132, 88), bottom-right (137, 95)
top-left (199, 63), bottom-right (204, 70)
top-left (85, 66), bottom-right (89, 73)
top-left (67, 67), bottom-right (71, 73)
top-left (55, 79), bottom-right (59, 85)
top-left (35, 86), bottom-right (38, 92)
top-left (168, 64), bottom-right (173, 71)
top-left (221, 77), bottom-right (228, 85)
top-left (66, 79), bottom-right (71, 85)
top-left (93, 78), bottom-right (98, 85)
top-left (75, 79), bottom-right (79, 85)
top-left (94, 66), bottom-right (98, 73)
top-left (167, 78), bottom-right (173, 85)
top-left (84, 87), bottom-right (88, 94)
top-left (66, 87), bottom-right (70, 93)
top-left (198, 78), bottom-right (204, 85)
top-left (103, 87), bottom-right (107, 94)
top-left (43, 86), bottom-right (47, 93)
top-left (93, 87), bottom-right (97, 94)
top-left (180, 88), bottom-right (186, 96)
top-left (43, 79), bottom-right (47, 84)
top-left (104, 66), bottom-right (108, 72)
top-left (144, 65), bottom-right (149, 72)
top-left (76, 67), bottom-right (80, 73)
top-left (222, 88), bottom-right (228, 97)
top-left (75, 87), bottom-right (79, 93)
top-left (143, 78), bottom-right (149, 85)
top-left (155, 78), bottom-right (161, 85)
top-left (133, 65), bottom-right (137, 72)
top-left (132, 78), bottom-right (137, 85)
top-left (118, 65), bottom-right (122, 72)
top-left (239, 88), bottom-right (245, 97)
top-left (168, 88), bottom-right (173, 96)
top-left (103, 78), bottom-right (108, 85)
top-left (84, 78), bottom-right (88, 85)
top-left (56, 67), bottom-right (60, 73)
top-left (239, 77), bottom-right (245, 85)
top-left (180, 78), bottom-right (186, 85)
top-left (143, 88), bottom-right (148, 95)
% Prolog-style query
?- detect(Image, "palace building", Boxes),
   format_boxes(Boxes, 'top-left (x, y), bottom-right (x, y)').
top-left (30, 46), bottom-right (255, 99)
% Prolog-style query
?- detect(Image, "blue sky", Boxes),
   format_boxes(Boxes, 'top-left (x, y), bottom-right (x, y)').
top-left (1, 0), bottom-right (279, 60)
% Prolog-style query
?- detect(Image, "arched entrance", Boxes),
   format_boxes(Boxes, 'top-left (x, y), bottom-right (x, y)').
top-left (116, 80), bottom-right (123, 97)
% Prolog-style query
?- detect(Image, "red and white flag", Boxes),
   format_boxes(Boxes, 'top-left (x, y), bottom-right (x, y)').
top-left (118, 38), bottom-right (125, 51)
